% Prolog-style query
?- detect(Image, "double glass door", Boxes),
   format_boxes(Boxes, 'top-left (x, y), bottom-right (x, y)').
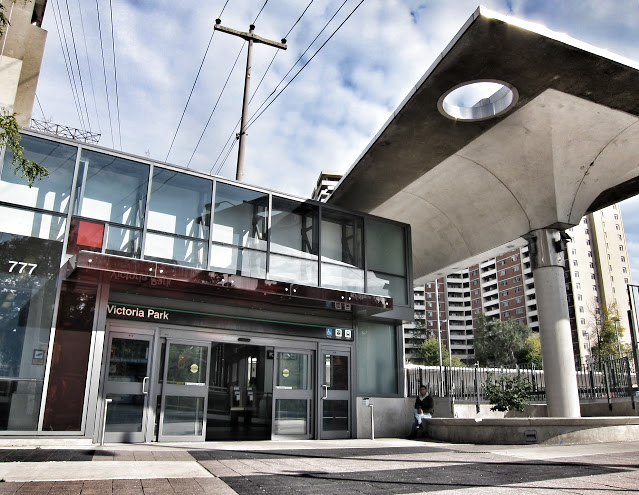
top-left (102, 330), bottom-right (210, 443)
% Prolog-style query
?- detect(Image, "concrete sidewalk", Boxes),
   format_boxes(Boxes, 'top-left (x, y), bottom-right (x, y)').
top-left (1, 439), bottom-right (639, 493)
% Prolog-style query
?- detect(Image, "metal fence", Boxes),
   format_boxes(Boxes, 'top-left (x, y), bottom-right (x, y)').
top-left (405, 357), bottom-right (636, 405)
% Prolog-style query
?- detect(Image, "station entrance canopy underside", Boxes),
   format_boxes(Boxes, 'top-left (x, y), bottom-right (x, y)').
top-left (328, 7), bottom-right (639, 284)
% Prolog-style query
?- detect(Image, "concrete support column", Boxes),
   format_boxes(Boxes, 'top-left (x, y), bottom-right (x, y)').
top-left (526, 228), bottom-right (581, 418)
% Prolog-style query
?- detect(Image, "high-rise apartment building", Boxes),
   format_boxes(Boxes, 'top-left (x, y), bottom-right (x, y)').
top-left (405, 204), bottom-right (632, 366)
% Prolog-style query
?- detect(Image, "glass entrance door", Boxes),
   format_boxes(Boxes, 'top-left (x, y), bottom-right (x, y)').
top-left (272, 350), bottom-right (313, 439)
top-left (319, 347), bottom-right (350, 439)
top-left (158, 340), bottom-right (210, 442)
top-left (103, 333), bottom-right (153, 443)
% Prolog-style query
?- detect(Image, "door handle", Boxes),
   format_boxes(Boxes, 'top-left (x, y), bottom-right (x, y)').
top-left (321, 384), bottom-right (328, 400)
top-left (142, 376), bottom-right (149, 395)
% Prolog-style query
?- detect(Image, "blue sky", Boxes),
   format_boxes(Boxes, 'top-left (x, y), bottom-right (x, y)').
top-left (34, 0), bottom-right (639, 276)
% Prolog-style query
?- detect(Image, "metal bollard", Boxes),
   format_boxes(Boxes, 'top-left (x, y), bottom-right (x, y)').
top-left (100, 398), bottom-right (112, 446)
top-left (368, 404), bottom-right (374, 440)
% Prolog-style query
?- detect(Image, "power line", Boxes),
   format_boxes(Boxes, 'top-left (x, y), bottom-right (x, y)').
top-left (62, 0), bottom-right (92, 131)
top-left (108, 0), bottom-right (122, 149)
top-left (164, 0), bottom-right (232, 163)
top-left (95, 0), bottom-right (115, 148)
top-left (209, 0), bottom-right (316, 175)
top-left (246, 0), bottom-right (366, 131)
top-left (77, 0), bottom-right (101, 133)
top-left (187, 43), bottom-right (246, 168)
top-left (252, 0), bottom-right (269, 24)
top-left (35, 94), bottom-right (46, 120)
top-left (50, 0), bottom-right (86, 129)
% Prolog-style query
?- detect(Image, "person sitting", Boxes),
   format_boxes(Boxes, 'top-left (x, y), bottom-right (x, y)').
top-left (409, 384), bottom-right (434, 438)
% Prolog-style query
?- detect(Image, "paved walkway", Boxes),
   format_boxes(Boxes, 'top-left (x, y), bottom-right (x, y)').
top-left (1, 439), bottom-right (638, 494)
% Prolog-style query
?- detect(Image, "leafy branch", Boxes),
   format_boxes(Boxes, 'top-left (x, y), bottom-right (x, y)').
top-left (483, 372), bottom-right (532, 412)
top-left (1, 111), bottom-right (49, 186)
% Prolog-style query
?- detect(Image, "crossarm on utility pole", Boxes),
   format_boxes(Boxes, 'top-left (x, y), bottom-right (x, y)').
top-left (214, 19), bottom-right (287, 182)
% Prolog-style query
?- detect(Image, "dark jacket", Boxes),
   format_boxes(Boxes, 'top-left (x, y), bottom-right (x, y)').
top-left (415, 394), bottom-right (434, 413)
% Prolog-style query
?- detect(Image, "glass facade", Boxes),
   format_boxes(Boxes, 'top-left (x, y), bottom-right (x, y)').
top-left (356, 321), bottom-right (398, 396)
top-left (0, 132), bottom-right (411, 435)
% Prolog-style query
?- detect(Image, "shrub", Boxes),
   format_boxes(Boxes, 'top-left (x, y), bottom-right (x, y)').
top-left (483, 373), bottom-right (532, 412)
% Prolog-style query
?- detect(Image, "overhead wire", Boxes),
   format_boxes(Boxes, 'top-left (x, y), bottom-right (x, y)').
top-left (252, 0), bottom-right (269, 24)
top-left (95, 0), bottom-right (115, 148)
top-left (35, 94), bottom-right (46, 120)
top-left (62, 0), bottom-right (92, 131)
top-left (76, 0), bottom-right (101, 133)
top-left (164, 0), bottom-right (232, 163)
top-left (108, 0), bottom-right (122, 150)
top-left (186, 43), bottom-right (246, 168)
top-left (209, 0), bottom-right (316, 175)
top-left (246, 0), bottom-right (366, 132)
top-left (50, 0), bottom-right (86, 129)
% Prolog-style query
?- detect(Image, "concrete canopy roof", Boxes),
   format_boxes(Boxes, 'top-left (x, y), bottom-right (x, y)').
top-left (327, 7), bottom-right (639, 284)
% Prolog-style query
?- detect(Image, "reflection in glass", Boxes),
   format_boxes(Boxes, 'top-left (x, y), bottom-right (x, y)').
top-left (162, 396), bottom-right (204, 436)
top-left (212, 183), bottom-right (268, 249)
top-left (144, 232), bottom-right (207, 268)
top-left (207, 344), bottom-right (273, 441)
top-left (104, 225), bottom-right (142, 258)
top-left (357, 321), bottom-right (397, 395)
top-left (166, 344), bottom-right (207, 385)
top-left (365, 218), bottom-right (407, 304)
top-left (209, 244), bottom-right (266, 279)
top-left (269, 254), bottom-right (318, 286)
top-left (147, 168), bottom-right (211, 238)
top-left (108, 338), bottom-right (149, 382)
top-left (105, 394), bottom-right (145, 432)
top-left (0, 135), bottom-right (77, 214)
top-left (321, 263), bottom-right (364, 292)
top-left (0, 206), bottom-right (66, 241)
top-left (74, 150), bottom-right (149, 227)
top-left (323, 355), bottom-right (348, 390)
top-left (322, 400), bottom-right (348, 431)
top-left (273, 399), bottom-right (307, 435)
top-left (0, 232), bottom-right (63, 431)
top-left (271, 198), bottom-right (318, 258)
top-left (366, 270), bottom-right (408, 305)
top-left (276, 352), bottom-right (308, 390)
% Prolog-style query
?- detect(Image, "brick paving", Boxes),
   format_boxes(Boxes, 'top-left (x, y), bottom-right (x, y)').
top-left (0, 440), bottom-right (638, 494)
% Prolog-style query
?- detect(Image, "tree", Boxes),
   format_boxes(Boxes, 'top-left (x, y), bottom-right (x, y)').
top-left (590, 304), bottom-right (625, 361)
top-left (474, 314), bottom-right (532, 367)
top-left (483, 372), bottom-right (532, 412)
top-left (0, 3), bottom-right (49, 186)
top-left (516, 334), bottom-right (543, 367)
top-left (419, 336), bottom-right (464, 367)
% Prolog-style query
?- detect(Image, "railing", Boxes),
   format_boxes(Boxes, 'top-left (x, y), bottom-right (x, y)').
top-left (405, 357), bottom-right (636, 404)
top-left (29, 119), bottom-right (101, 144)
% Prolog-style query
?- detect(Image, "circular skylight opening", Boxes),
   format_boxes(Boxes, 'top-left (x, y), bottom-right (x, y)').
top-left (438, 80), bottom-right (518, 121)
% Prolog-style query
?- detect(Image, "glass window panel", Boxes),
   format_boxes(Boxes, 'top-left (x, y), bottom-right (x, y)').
top-left (322, 400), bottom-right (348, 432)
top-left (271, 197), bottom-right (318, 259)
top-left (162, 396), bottom-right (205, 436)
top-left (276, 352), bottom-right (308, 390)
top-left (105, 394), bottom-right (145, 432)
top-left (366, 270), bottom-right (407, 305)
top-left (269, 253), bottom-right (318, 286)
top-left (273, 399), bottom-right (307, 435)
top-left (0, 232), bottom-right (64, 431)
top-left (321, 263), bottom-right (364, 292)
top-left (144, 232), bottom-right (207, 268)
top-left (166, 344), bottom-right (208, 385)
top-left (74, 150), bottom-right (149, 227)
top-left (321, 209), bottom-right (363, 267)
top-left (0, 206), bottom-right (66, 241)
top-left (365, 218), bottom-right (406, 276)
top-left (104, 225), bottom-right (142, 258)
top-left (108, 338), bottom-right (149, 382)
top-left (147, 168), bottom-right (211, 238)
top-left (0, 135), bottom-right (77, 213)
top-left (212, 183), bottom-right (268, 250)
top-left (323, 355), bottom-right (348, 390)
top-left (210, 244), bottom-right (266, 279)
top-left (357, 321), bottom-right (397, 396)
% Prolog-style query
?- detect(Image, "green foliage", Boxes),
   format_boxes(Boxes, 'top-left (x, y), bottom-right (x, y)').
top-left (0, 111), bottom-right (49, 186)
top-left (474, 314), bottom-right (532, 367)
top-left (516, 334), bottom-right (543, 367)
top-left (419, 336), bottom-right (464, 367)
top-left (483, 372), bottom-right (532, 412)
top-left (591, 304), bottom-right (625, 360)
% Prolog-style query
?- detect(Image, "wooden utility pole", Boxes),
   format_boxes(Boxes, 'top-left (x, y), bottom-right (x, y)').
top-left (214, 19), bottom-right (287, 181)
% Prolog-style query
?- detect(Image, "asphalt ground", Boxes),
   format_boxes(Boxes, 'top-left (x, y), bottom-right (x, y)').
top-left (0, 438), bottom-right (638, 494)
